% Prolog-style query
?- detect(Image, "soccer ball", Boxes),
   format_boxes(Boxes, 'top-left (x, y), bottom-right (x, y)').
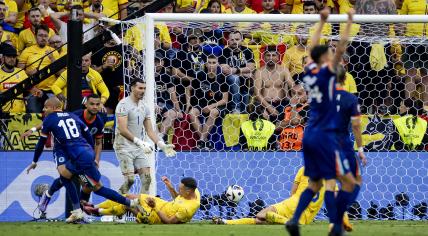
top-left (225, 185), bottom-right (244, 203)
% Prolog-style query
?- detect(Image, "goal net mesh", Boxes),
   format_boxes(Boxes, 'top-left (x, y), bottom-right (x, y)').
top-left (117, 16), bottom-right (428, 222)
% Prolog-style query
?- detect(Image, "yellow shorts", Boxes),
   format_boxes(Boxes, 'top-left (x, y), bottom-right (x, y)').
top-left (136, 194), bottom-right (167, 224)
top-left (97, 199), bottom-right (127, 216)
top-left (272, 198), bottom-right (315, 225)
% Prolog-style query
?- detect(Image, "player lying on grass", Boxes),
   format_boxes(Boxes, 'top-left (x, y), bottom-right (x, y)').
top-left (82, 176), bottom-right (200, 224)
top-left (213, 167), bottom-right (353, 231)
top-left (26, 97), bottom-right (140, 223)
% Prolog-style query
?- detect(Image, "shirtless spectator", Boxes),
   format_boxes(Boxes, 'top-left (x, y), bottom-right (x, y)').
top-left (254, 46), bottom-right (294, 123)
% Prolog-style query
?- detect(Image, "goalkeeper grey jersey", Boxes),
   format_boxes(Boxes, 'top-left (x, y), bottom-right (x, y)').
top-left (113, 96), bottom-right (152, 150)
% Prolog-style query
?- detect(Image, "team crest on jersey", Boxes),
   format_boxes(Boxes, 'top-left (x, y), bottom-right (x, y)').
top-left (102, 51), bottom-right (122, 71)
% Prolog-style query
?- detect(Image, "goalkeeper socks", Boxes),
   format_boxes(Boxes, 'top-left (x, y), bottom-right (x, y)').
top-left (225, 218), bottom-right (256, 225)
top-left (325, 191), bottom-right (337, 224)
top-left (334, 190), bottom-right (353, 233)
top-left (350, 184), bottom-right (361, 205)
top-left (266, 212), bottom-right (288, 224)
top-left (94, 186), bottom-right (131, 206)
top-left (290, 188), bottom-right (315, 224)
top-left (80, 190), bottom-right (91, 202)
top-left (48, 177), bottom-right (63, 196)
top-left (60, 176), bottom-right (80, 210)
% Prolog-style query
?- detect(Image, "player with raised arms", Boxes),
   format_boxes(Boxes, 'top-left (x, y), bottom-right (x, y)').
top-left (22, 94), bottom-right (106, 213)
top-left (26, 97), bottom-right (140, 223)
top-left (114, 78), bottom-right (176, 195)
top-left (82, 176), bottom-right (200, 224)
top-left (285, 9), bottom-right (357, 236)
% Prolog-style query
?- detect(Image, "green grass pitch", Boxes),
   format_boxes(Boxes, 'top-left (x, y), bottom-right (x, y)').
top-left (1, 221), bottom-right (427, 236)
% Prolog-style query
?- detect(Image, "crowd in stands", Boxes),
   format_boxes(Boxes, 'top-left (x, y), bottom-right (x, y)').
top-left (1, 0), bottom-right (428, 151)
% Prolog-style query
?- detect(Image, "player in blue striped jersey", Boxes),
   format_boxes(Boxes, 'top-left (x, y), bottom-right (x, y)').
top-left (286, 9), bottom-right (357, 236)
top-left (334, 65), bottom-right (367, 230)
top-left (26, 97), bottom-right (139, 223)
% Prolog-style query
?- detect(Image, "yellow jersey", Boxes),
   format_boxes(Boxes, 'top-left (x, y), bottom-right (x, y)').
top-left (84, 6), bottom-right (115, 19)
top-left (18, 45), bottom-right (59, 91)
top-left (56, 0), bottom-right (90, 12)
top-left (326, 0), bottom-right (360, 36)
top-left (343, 72), bottom-right (357, 94)
top-left (123, 23), bottom-right (171, 52)
top-left (283, 45), bottom-right (307, 77)
top-left (161, 189), bottom-right (201, 223)
top-left (51, 68), bottom-right (110, 104)
top-left (102, 0), bottom-right (128, 20)
top-left (177, 0), bottom-right (209, 10)
top-left (17, 28), bottom-right (56, 53)
top-left (136, 189), bottom-right (201, 224)
top-left (224, 6), bottom-right (257, 14)
top-left (401, 0), bottom-right (428, 36)
top-left (286, 0), bottom-right (303, 14)
top-left (288, 167), bottom-right (325, 223)
top-left (0, 67), bottom-right (28, 113)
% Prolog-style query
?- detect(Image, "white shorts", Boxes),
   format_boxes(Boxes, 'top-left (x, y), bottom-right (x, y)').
top-left (115, 148), bottom-right (151, 174)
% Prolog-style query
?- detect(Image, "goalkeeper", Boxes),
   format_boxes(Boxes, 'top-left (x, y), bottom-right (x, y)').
top-left (213, 167), bottom-right (353, 231)
top-left (83, 176), bottom-right (200, 224)
top-left (114, 78), bottom-right (176, 194)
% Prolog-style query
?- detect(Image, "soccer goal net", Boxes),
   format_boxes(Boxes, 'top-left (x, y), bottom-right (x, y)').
top-left (111, 13), bottom-right (428, 221)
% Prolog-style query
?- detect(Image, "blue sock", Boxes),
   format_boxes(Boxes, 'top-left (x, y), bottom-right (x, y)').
top-left (290, 188), bottom-right (315, 224)
top-left (325, 191), bottom-right (337, 224)
top-left (80, 190), bottom-right (91, 202)
top-left (94, 186), bottom-right (131, 206)
top-left (61, 176), bottom-right (80, 210)
top-left (350, 184), bottom-right (361, 205)
top-left (334, 190), bottom-right (353, 233)
top-left (48, 178), bottom-right (63, 196)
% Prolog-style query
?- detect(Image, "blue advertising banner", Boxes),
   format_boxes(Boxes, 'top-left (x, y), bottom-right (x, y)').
top-left (0, 151), bottom-right (427, 221)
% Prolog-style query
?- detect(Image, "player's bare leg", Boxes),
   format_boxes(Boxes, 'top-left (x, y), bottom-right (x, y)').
top-left (137, 167), bottom-right (151, 194)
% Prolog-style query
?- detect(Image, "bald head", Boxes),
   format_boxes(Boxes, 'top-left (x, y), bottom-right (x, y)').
top-left (45, 97), bottom-right (63, 109)
top-left (49, 35), bottom-right (63, 49)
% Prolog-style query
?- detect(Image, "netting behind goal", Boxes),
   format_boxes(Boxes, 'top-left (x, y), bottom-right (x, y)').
top-left (117, 14), bottom-right (428, 221)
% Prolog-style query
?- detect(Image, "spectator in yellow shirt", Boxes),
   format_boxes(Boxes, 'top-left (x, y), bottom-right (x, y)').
top-left (18, 24), bottom-right (60, 113)
top-left (200, 0), bottom-right (223, 13)
top-left (0, 2), bottom-right (18, 48)
top-left (85, 0), bottom-right (115, 19)
top-left (51, 53), bottom-right (110, 110)
top-left (17, 8), bottom-right (55, 53)
top-left (0, 44), bottom-right (28, 113)
top-left (102, 0), bottom-right (128, 20)
top-left (175, 0), bottom-right (209, 13)
top-left (224, 0), bottom-right (257, 13)
top-left (283, 25), bottom-right (308, 80)
top-left (15, 0), bottom-right (33, 30)
top-left (49, 35), bottom-right (67, 57)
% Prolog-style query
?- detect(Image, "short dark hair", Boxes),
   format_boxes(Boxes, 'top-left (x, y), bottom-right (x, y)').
top-left (303, 1), bottom-right (317, 10)
top-left (403, 98), bottom-right (423, 116)
top-left (28, 7), bottom-right (42, 15)
top-left (336, 65), bottom-right (346, 84)
top-left (86, 94), bottom-right (101, 100)
top-left (181, 177), bottom-right (197, 190)
top-left (229, 31), bottom-right (242, 38)
top-left (310, 45), bottom-right (329, 64)
top-left (207, 54), bottom-right (218, 60)
top-left (264, 45), bottom-right (279, 55)
top-left (35, 24), bottom-right (50, 36)
top-left (70, 5), bottom-right (84, 11)
top-left (130, 78), bottom-right (145, 87)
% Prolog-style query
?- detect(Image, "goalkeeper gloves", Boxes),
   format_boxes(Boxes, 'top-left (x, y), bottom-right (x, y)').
top-left (133, 137), bottom-right (153, 154)
top-left (157, 141), bottom-right (176, 157)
